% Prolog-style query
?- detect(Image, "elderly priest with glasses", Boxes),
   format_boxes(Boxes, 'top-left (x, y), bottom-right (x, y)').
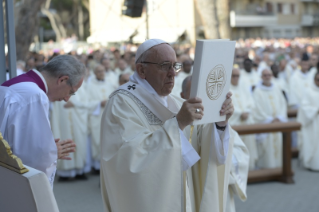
top-left (100, 39), bottom-right (234, 212)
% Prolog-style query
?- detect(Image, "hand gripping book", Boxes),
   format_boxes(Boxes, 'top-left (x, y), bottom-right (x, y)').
top-left (190, 39), bottom-right (236, 125)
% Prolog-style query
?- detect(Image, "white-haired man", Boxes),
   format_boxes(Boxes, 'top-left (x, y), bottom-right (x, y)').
top-left (100, 39), bottom-right (234, 212)
top-left (0, 55), bottom-right (86, 187)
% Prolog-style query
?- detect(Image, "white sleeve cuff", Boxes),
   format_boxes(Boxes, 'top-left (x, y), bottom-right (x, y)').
top-left (179, 129), bottom-right (200, 171)
top-left (213, 124), bottom-right (230, 165)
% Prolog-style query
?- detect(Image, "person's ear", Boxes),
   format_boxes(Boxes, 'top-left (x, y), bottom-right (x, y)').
top-left (58, 76), bottom-right (69, 85)
top-left (136, 63), bottom-right (146, 79)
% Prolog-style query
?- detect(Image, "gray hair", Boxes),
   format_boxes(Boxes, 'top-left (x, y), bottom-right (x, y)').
top-left (40, 55), bottom-right (86, 86)
top-left (181, 75), bottom-right (192, 95)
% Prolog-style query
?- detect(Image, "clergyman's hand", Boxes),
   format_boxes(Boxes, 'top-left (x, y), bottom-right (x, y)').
top-left (216, 92), bottom-right (234, 127)
top-left (176, 97), bottom-right (204, 130)
top-left (55, 139), bottom-right (76, 160)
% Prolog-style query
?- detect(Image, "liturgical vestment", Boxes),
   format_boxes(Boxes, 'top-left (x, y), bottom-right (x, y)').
top-left (87, 78), bottom-right (114, 162)
top-left (297, 83), bottom-right (319, 171)
top-left (0, 70), bottom-right (57, 187)
top-left (252, 83), bottom-right (287, 168)
top-left (229, 83), bottom-right (258, 170)
top-left (226, 129), bottom-right (249, 212)
top-left (100, 74), bottom-right (234, 212)
top-left (51, 83), bottom-right (90, 176)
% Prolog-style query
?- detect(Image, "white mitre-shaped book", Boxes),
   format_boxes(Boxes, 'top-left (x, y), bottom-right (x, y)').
top-left (190, 39), bottom-right (236, 125)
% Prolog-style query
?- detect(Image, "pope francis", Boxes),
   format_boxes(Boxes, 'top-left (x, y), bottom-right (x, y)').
top-left (100, 39), bottom-right (235, 212)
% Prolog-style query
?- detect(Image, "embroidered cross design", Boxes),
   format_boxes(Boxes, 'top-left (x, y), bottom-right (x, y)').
top-left (128, 84), bottom-right (136, 90)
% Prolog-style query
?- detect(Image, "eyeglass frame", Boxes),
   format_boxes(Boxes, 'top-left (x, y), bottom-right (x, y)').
top-left (140, 61), bottom-right (183, 73)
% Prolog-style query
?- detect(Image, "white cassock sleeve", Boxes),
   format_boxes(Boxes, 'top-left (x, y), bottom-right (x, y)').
top-left (179, 123), bottom-right (230, 170)
top-left (0, 89), bottom-right (57, 188)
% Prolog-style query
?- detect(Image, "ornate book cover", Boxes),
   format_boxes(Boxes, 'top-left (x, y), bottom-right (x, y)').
top-left (190, 39), bottom-right (236, 125)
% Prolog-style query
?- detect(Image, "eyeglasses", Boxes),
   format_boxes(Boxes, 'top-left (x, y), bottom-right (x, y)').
top-left (141, 61), bottom-right (182, 73)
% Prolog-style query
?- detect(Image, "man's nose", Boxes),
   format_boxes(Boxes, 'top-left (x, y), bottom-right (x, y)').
top-left (168, 66), bottom-right (176, 77)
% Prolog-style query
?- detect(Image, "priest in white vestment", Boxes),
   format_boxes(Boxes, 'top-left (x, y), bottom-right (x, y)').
top-left (100, 39), bottom-right (235, 212)
top-left (297, 72), bottom-right (319, 171)
top-left (101, 57), bottom-right (119, 89)
top-left (0, 55), bottom-right (86, 187)
top-left (289, 60), bottom-right (312, 107)
top-left (181, 75), bottom-right (249, 212)
top-left (51, 83), bottom-right (90, 180)
top-left (240, 59), bottom-right (260, 91)
top-left (252, 69), bottom-right (288, 169)
top-left (229, 67), bottom-right (258, 170)
top-left (88, 65), bottom-right (115, 170)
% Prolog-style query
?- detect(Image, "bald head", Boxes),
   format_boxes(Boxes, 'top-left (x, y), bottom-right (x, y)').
top-left (180, 76), bottom-right (192, 99)
top-left (261, 68), bottom-right (272, 86)
top-left (231, 68), bottom-right (240, 86)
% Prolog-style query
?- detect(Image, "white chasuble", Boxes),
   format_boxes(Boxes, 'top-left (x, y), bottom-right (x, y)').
top-left (100, 80), bottom-right (233, 212)
top-left (226, 129), bottom-right (249, 212)
top-left (87, 78), bottom-right (114, 160)
top-left (297, 84), bottom-right (319, 171)
top-left (229, 84), bottom-right (258, 170)
top-left (239, 70), bottom-right (260, 89)
top-left (51, 84), bottom-right (89, 173)
top-left (252, 84), bottom-right (287, 169)
top-left (289, 70), bottom-right (312, 107)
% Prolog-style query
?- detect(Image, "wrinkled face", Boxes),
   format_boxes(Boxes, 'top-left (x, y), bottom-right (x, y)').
top-left (261, 69), bottom-right (272, 86)
top-left (231, 68), bottom-right (240, 86)
top-left (137, 44), bottom-right (177, 96)
top-left (94, 65), bottom-right (105, 80)
top-left (315, 74), bottom-right (319, 88)
top-left (49, 77), bottom-right (84, 102)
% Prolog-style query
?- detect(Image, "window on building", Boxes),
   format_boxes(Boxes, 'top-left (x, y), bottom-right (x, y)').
top-left (290, 4), bottom-right (295, 14)
top-left (283, 3), bottom-right (290, 14)
top-left (277, 3), bottom-right (282, 14)
top-left (266, 2), bottom-right (273, 13)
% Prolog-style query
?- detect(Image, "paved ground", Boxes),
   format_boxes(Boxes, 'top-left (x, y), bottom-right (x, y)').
top-left (54, 159), bottom-right (319, 212)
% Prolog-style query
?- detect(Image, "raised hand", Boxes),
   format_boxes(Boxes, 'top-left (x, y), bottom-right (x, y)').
top-left (176, 97), bottom-right (204, 130)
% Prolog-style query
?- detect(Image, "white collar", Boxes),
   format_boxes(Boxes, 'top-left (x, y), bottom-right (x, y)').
top-left (130, 71), bottom-right (168, 107)
top-left (256, 81), bottom-right (274, 91)
top-left (32, 69), bottom-right (48, 94)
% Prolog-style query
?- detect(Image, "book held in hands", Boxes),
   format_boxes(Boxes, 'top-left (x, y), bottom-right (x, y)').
top-left (190, 39), bottom-right (236, 125)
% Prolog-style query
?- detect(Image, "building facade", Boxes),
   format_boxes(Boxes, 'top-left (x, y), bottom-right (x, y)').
top-left (88, 0), bottom-right (319, 44)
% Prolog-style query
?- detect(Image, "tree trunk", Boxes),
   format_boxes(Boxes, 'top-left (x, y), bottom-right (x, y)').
top-left (15, 0), bottom-right (45, 61)
top-left (194, 0), bottom-right (220, 39)
top-left (194, 0), bottom-right (230, 39)
top-left (217, 0), bottom-right (230, 39)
